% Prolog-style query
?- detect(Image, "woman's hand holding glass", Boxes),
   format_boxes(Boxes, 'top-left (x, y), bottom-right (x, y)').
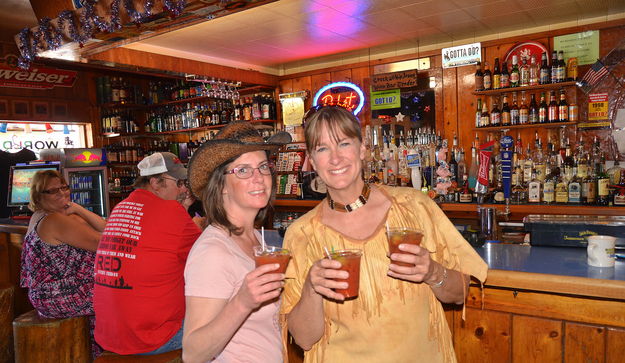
top-left (306, 258), bottom-right (349, 301)
top-left (387, 244), bottom-right (437, 283)
top-left (234, 263), bottom-right (285, 311)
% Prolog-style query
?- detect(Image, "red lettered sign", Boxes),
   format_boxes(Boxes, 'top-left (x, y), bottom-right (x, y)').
top-left (0, 55), bottom-right (77, 90)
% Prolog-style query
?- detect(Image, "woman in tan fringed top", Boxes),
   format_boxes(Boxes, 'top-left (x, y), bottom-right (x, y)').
top-left (280, 106), bottom-right (488, 362)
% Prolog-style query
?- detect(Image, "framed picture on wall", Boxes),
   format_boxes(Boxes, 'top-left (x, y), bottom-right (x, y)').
top-left (11, 100), bottom-right (30, 118)
top-left (32, 101), bottom-right (50, 119)
top-left (0, 99), bottom-right (8, 118)
top-left (53, 102), bottom-right (68, 119)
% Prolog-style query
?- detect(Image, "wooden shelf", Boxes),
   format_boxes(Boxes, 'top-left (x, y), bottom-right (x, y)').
top-left (439, 203), bottom-right (623, 217)
top-left (472, 81), bottom-right (578, 96)
top-left (150, 119), bottom-right (277, 135)
top-left (473, 121), bottom-right (576, 131)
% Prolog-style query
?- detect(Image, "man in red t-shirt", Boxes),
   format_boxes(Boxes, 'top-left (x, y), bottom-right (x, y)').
top-left (94, 152), bottom-right (202, 355)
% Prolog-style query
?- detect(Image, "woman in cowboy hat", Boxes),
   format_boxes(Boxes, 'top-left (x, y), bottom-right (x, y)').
top-left (183, 121), bottom-right (291, 363)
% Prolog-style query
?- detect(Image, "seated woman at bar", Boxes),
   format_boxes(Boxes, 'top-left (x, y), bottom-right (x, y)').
top-left (21, 170), bottom-right (106, 355)
top-left (183, 122), bottom-right (291, 363)
top-left (281, 106), bottom-right (488, 362)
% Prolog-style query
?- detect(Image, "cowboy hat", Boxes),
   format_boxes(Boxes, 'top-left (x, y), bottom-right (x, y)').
top-left (187, 121), bottom-right (291, 197)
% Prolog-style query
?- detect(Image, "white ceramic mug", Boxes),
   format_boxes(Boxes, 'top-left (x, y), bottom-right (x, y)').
top-left (587, 235), bottom-right (616, 268)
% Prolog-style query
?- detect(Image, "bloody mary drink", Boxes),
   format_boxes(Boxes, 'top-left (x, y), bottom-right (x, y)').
top-left (253, 246), bottom-right (291, 273)
top-left (387, 228), bottom-right (423, 267)
top-left (329, 249), bottom-right (362, 299)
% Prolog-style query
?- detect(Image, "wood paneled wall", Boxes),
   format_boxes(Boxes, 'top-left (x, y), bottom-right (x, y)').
top-left (278, 21), bottom-right (625, 164)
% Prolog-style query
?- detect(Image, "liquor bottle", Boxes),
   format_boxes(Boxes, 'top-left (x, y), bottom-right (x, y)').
top-left (542, 164), bottom-right (556, 205)
top-left (511, 172), bottom-right (527, 204)
top-left (493, 58), bottom-right (501, 90)
top-left (459, 174), bottom-right (473, 203)
top-left (510, 55), bottom-right (520, 87)
top-left (111, 77), bottom-right (120, 103)
top-left (527, 171), bottom-right (542, 203)
top-left (523, 144), bottom-right (533, 185)
top-left (596, 154), bottom-right (610, 206)
top-left (558, 90), bottom-right (568, 122)
top-left (119, 78), bottom-right (127, 105)
top-left (448, 148), bottom-right (458, 183)
top-left (490, 101), bottom-right (501, 126)
top-left (538, 92), bottom-right (548, 123)
top-left (519, 57), bottom-right (530, 87)
top-left (474, 61), bottom-right (484, 91)
top-left (483, 62), bottom-right (492, 90)
top-left (548, 91), bottom-right (558, 123)
top-left (533, 138), bottom-right (546, 182)
top-left (492, 178), bottom-right (505, 204)
top-left (475, 98), bottom-right (483, 128)
top-left (468, 144), bottom-right (479, 190)
top-left (519, 91), bottom-right (529, 125)
top-left (500, 61), bottom-right (510, 88)
top-left (501, 95), bottom-right (511, 126)
top-left (568, 169), bottom-right (582, 204)
top-left (528, 93), bottom-right (539, 124)
top-left (607, 159), bottom-right (623, 186)
top-left (480, 101), bottom-right (490, 127)
top-left (557, 51), bottom-right (566, 82)
top-left (539, 52), bottom-right (550, 84)
top-left (457, 149), bottom-right (467, 183)
top-left (529, 55), bottom-right (539, 86)
top-left (613, 172), bottom-right (625, 206)
top-left (510, 92), bottom-right (520, 125)
top-left (562, 143), bottom-right (575, 182)
top-left (550, 51), bottom-right (559, 84)
top-left (555, 171), bottom-right (569, 204)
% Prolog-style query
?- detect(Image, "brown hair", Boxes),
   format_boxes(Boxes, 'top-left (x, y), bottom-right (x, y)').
top-left (200, 154), bottom-right (275, 236)
top-left (29, 170), bottom-right (67, 212)
top-left (304, 106), bottom-right (362, 152)
top-left (132, 172), bottom-right (167, 189)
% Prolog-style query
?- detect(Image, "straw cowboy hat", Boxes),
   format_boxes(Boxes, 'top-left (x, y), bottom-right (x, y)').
top-left (187, 121), bottom-right (291, 197)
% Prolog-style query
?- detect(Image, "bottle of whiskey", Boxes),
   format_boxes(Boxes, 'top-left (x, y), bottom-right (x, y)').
top-left (568, 171), bottom-right (582, 204)
top-left (511, 172), bottom-right (527, 204)
top-left (596, 154), bottom-right (610, 206)
top-left (527, 170), bottom-right (542, 203)
top-left (555, 172), bottom-right (569, 204)
top-left (459, 174), bottom-right (473, 203)
top-left (542, 164), bottom-right (557, 205)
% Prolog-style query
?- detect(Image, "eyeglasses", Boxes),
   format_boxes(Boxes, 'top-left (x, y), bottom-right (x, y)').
top-left (224, 163), bottom-right (275, 179)
top-left (41, 185), bottom-right (70, 195)
top-left (161, 177), bottom-right (188, 188)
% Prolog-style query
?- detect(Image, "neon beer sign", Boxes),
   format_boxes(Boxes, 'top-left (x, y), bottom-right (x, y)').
top-left (313, 82), bottom-right (365, 115)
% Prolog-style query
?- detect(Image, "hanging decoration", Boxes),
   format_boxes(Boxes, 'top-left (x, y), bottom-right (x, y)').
top-left (16, 0), bottom-right (187, 70)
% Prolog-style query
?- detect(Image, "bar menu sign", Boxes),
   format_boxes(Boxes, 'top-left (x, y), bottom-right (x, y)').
top-left (442, 42), bottom-right (481, 69)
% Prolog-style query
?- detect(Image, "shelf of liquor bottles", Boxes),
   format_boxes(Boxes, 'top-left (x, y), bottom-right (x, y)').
top-left (440, 203), bottom-right (624, 218)
top-left (473, 121), bottom-right (576, 131)
top-left (471, 81), bottom-right (578, 96)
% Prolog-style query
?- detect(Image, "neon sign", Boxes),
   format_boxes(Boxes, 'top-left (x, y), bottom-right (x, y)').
top-left (313, 81), bottom-right (365, 115)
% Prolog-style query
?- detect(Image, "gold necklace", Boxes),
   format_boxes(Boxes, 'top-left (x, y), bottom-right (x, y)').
top-left (327, 183), bottom-right (371, 213)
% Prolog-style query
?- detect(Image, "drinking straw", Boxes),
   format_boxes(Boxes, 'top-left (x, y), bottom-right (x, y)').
top-left (324, 246), bottom-right (332, 259)
top-left (386, 221), bottom-right (390, 238)
top-left (261, 227), bottom-right (266, 251)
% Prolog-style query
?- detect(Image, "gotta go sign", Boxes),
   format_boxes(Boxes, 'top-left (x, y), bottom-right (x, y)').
top-left (442, 42), bottom-right (482, 69)
top-left (0, 54), bottom-right (77, 90)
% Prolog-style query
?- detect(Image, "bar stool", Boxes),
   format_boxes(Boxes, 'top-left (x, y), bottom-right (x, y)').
top-left (12, 310), bottom-right (90, 363)
top-left (95, 349), bottom-right (182, 362)
top-left (0, 283), bottom-right (14, 362)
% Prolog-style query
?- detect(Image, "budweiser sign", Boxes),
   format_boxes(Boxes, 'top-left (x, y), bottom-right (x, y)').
top-left (0, 54), bottom-right (77, 90)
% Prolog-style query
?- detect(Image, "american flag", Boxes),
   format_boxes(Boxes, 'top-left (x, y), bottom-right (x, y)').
top-left (581, 60), bottom-right (609, 87)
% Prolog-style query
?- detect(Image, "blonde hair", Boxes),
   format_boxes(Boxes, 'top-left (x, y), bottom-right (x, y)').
top-left (304, 106), bottom-right (362, 152)
top-left (28, 170), bottom-right (66, 212)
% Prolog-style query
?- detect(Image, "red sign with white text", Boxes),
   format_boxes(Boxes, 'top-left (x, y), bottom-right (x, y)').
top-left (0, 55), bottom-right (77, 90)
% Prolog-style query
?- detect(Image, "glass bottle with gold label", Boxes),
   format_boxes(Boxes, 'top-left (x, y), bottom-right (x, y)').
top-left (542, 167), bottom-right (556, 204)
top-left (555, 172), bottom-right (569, 204)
